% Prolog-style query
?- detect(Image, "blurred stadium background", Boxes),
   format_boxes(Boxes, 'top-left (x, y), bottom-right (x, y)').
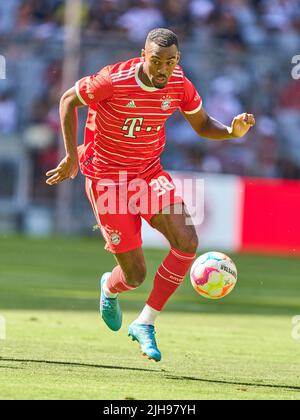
top-left (1, 0), bottom-right (300, 400)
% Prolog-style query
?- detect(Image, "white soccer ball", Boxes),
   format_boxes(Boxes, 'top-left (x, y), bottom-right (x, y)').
top-left (190, 252), bottom-right (237, 299)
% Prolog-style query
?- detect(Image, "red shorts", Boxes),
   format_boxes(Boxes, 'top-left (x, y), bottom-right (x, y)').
top-left (85, 168), bottom-right (183, 253)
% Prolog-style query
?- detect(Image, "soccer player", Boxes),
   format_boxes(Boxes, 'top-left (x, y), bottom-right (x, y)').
top-left (46, 28), bottom-right (255, 362)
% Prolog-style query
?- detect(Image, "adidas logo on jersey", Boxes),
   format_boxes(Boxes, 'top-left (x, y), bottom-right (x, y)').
top-left (125, 100), bottom-right (136, 108)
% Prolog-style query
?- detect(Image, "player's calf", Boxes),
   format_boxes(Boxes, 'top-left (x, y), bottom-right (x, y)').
top-left (122, 262), bottom-right (147, 288)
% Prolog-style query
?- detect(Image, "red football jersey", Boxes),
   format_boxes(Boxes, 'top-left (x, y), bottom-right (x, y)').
top-left (75, 57), bottom-right (202, 184)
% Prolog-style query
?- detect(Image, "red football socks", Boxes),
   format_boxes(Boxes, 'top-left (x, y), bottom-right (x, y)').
top-left (147, 247), bottom-right (196, 311)
top-left (106, 248), bottom-right (196, 312)
top-left (106, 266), bottom-right (137, 293)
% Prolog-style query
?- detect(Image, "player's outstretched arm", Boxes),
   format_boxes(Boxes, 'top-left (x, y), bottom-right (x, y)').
top-left (183, 107), bottom-right (255, 140)
top-left (46, 87), bottom-right (84, 186)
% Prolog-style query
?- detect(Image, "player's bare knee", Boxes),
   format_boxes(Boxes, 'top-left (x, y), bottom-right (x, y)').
top-left (187, 234), bottom-right (199, 253)
top-left (124, 264), bottom-right (147, 288)
top-left (173, 231), bottom-right (198, 254)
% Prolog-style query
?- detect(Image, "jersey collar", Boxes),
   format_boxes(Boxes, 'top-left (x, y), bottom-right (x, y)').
top-left (135, 62), bottom-right (159, 92)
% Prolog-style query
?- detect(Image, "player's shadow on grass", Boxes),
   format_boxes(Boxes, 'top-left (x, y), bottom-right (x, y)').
top-left (0, 365), bottom-right (24, 370)
top-left (1, 357), bottom-right (300, 393)
top-left (0, 357), bottom-right (156, 374)
top-left (165, 374), bottom-right (300, 393)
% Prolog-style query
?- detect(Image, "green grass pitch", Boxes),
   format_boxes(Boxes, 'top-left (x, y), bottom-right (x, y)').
top-left (0, 235), bottom-right (300, 400)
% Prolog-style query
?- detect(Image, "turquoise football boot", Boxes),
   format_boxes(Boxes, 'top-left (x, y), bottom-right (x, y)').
top-left (128, 322), bottom-right (161, 362)
top-left (100, 272), bottom-right (122, 332)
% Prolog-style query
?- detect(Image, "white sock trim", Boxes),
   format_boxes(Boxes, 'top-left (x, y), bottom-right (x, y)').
top-left (135, 304), bottom-right (160, 326)
top-left (103, 280), bottom-right (118, 299)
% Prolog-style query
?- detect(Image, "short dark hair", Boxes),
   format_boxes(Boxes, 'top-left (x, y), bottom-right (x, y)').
top-left (146, 28), bottom-right (179, 49)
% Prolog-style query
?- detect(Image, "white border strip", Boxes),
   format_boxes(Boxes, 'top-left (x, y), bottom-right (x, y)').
top-left (183, 102), bottom-right (202, 115)
top-left (75, 81), bottom-right (88, 105)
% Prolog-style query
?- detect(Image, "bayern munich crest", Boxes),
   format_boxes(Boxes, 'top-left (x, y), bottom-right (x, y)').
top-left (161, 95), bottom-right (172, 111)
top-left (110, 232), bottom-right (121, 245)
top-left (103, 225), bottom-right (122, 246)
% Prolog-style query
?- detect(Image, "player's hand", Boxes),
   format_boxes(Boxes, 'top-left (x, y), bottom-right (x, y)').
top-left (229, 113), bottom-right (256, 138)
top-left (46, 155), bottom-right (79, 186)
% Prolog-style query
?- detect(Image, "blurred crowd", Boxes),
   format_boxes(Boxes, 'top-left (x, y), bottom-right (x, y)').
top-left (0, 0), bottom-right (300, 202)
top-left (1, 0), bottom-right (300, 44)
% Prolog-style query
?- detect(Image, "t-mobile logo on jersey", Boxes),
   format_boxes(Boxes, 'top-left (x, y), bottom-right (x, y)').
top-left (0, 316), bottom-right (6, 340)
top-left (122, 117), bottom-right (144, 138)
top-left (291, 55), bottom-right (300, 80)
top-left (0, 55), bottom-right (6, 80)
top-left (122, 117), bottom-right (162, 139)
